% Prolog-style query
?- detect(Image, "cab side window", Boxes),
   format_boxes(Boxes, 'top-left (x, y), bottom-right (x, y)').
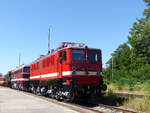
top-left (63, 51), bottom-right (67, 61)
top-left (59, 51), bottom-right (67, 63)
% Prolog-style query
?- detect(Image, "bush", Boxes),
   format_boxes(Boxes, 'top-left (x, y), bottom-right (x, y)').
top-left (104, 65), bottom-right (150, 92)
top-left (143, 81), bottom-right (150, 95)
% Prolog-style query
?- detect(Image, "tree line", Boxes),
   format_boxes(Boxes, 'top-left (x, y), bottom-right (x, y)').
top-left (104, 0), bottom-right (150, 90)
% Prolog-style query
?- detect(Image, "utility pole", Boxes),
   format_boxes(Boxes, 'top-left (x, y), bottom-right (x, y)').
top-left (111, 54), bottom-right (114, 79)
top-left (19, 53), bottom-right (21, 66)
top-left (48, 25), bottom-right (52, 53)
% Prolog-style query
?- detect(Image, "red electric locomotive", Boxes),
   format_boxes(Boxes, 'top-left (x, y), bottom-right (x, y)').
top-left (0, 76), bottom-right (5, 86)
top-left (11, 65), bottom-right (30, 91)
top-left (29, 42), bottom-right (107, 101)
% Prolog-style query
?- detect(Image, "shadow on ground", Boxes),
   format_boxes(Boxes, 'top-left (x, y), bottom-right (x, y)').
top-left (74, 91), bottom-right (127, 107)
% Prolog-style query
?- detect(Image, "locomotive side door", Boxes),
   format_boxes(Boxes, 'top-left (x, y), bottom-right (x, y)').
top-left (57, 51), bottom-right (67, 78)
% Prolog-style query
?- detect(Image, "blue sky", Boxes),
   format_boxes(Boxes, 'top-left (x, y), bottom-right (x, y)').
top-left (0, 0), bottom-right (146, 74)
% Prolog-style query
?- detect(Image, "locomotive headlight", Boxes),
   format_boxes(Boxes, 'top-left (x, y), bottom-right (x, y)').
top-left (97, 71), bottom-right (102, 76)
top-left (72, 66), bottom-right (77, 75)
top-left (97, 71), bottom-right (100, 76)
top-left (72, 71), bottom-right (76, 75)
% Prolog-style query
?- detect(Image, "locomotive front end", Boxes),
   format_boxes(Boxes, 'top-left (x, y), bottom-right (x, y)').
top-left (59, 43), bottom-right (107, 99)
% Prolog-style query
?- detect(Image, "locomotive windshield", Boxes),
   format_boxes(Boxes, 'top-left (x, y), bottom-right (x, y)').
top-left (88, 51), bottom-right (99, 62)
top-left (72, 49), bottom-right (100, 62)
top-left (72, 50), bottom-right (85, 61)
top-left (24, 67), bottom-right (30, 73)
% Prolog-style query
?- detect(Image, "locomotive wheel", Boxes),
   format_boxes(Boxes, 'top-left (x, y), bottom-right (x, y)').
top-left (35, 87), bottom-right (41, 96)
top-left (63, 90), bottom-right (75, 102)
top-left (51, 94), bottom-right (55, 99)
top-left (30, 86), bottom-right (36, 94)
top-left (55, 89), bottom-right (62, 101)
top-left (49, 87), bottom-right (56, 99)
top-left (55, 94), bottom-right (61, 100)
top-left (40, 86), bottom-right (48, 96)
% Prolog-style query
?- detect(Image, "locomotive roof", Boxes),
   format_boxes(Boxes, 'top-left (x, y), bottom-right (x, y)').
top-left (30, 42), bottom-right (101, 64)
top-left (11, 64), bottom-right (30, 73)
top-left (31, 46), bottom-right (101, 64)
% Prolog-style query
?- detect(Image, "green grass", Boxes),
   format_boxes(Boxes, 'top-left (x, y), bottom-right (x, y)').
top-left (107, 83), bottom-right (150, 113)
top-left (108, 83), bottom-right (150, 96)
top-left (124, 96), bottom-right (150, 113)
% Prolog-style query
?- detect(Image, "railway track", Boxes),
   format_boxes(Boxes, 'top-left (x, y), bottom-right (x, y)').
top-left (6, 87), bottom-right (140, 113)
top-left (73, 99), bottom-right (139, 113)
top-left (91, 104), bottom-right (139, 113)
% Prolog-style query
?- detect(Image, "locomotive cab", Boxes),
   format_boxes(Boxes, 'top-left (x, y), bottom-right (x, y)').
top-left (58, 46), bottom-right (103, 84)
top-left (57, 43), bottom-right (107, 100)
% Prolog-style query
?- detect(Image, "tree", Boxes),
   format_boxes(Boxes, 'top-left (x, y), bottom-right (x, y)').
top-left (104, 0), bottom-right (150, 87)
top-left (107, 43), bottom-right (131, 70)
top-left (144, 0), bottom-right (150, 18)
top-left (128, 18), bottom-right (150, 64)
top-left (125, 0), bottom-right (150, 66)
